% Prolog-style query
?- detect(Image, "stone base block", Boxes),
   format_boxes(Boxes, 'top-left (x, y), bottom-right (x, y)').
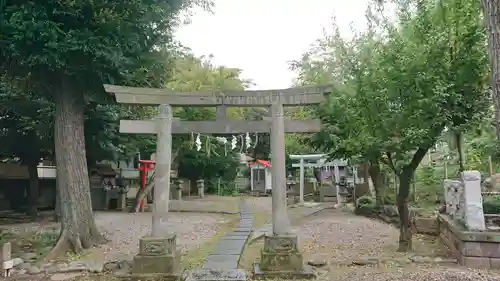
top-left (132, 253), bottom-right (181, 274)
top-left (132, 235), bottom-right (181, 275)
top-left (260, 250), bottom-right (303, 271)
top-left (257, 234), bottom-right (308, 273)
top-left (263, 233), bottom-right (298, 252)
top-left (139, 235), bottom-right (177, 256)
top-left (253, 263), bottom-right (315, 280)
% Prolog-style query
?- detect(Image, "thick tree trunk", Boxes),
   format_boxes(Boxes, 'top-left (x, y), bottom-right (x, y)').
top-left (368, 161), bottom-right (384, 209)
top-left (397, 169), bottom-right (413, 252)
top-left (45, 76), bottom-right (106, 260)
top-left (26, 160), bottom-right (39, 217)
top-left (482, 0), bottom-right (500, 145)
top-left (54, 185), bottom-right (61, 222)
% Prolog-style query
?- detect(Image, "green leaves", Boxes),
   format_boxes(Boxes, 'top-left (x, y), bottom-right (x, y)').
top-left (295, 0), bottom-right (489, 172)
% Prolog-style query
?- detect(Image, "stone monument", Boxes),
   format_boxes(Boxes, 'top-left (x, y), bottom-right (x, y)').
top-left (443, 171), bottom-right (485, 231)
top-left (461, 171), bottom-right (485, 230)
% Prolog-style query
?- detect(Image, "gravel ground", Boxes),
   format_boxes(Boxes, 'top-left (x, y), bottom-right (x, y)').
top-left (244, 197), bottom-right (500, 281)
top-left (1, 211), bottom-right (232, 262)
top-left (246, 196), bottom-right (273, 214)
top-left (299, 209), bottom-right (500, 281)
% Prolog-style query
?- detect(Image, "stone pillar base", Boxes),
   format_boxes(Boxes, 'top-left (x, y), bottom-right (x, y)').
top-left (253, 234), bottom-right (315, 279)
top-left (129, 235), bottom-right (182, 280)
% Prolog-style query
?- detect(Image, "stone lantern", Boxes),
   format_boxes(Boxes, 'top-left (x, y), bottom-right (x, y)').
top-left (196, 179), bottom-right (205, 198)
top-left (286, 174), bottom-right (297, 205)
top-left (175, 179), bottom-right (184, 200)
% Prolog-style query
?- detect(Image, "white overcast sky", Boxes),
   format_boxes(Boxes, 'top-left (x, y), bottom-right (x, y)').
top-left (175, 0), bottom-right (370, 90)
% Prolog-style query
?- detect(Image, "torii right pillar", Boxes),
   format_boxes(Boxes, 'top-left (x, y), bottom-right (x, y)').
top-left (253, 102), bottom-right (315, 279)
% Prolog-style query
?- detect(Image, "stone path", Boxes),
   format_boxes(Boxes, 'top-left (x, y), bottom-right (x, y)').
top-left (186, 199), bottom-right (253, 281)
top-left (202, 199), bottom-right (253, 269)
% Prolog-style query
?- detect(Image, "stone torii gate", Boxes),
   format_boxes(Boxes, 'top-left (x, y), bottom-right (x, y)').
top-left (104, 84), bottom-right (329, 279)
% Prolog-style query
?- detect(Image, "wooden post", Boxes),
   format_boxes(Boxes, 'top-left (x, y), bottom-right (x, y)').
top-left (250, 167), bottom-right (254, 191)
top-left (489, 156), bottom-right (494, 176)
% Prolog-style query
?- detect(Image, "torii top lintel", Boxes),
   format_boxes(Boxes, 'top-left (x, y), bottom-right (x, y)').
top-left (103, 84), bottom-right (331, 106)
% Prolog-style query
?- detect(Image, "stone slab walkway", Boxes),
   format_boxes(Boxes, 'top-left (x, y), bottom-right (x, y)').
top-left (186, 198), bottom-right (253, 281)
top-left (202, 200), bottom-right (253, 269)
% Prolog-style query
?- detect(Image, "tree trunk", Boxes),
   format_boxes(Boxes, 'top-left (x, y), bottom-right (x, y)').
top-left (368, 161), bottom-right (384, 209)
top-left (45, 76), bottom-right (106, 260)
top-left (54, 185), bottom-right (61, 222)
top-left (26, 159), bottom-right (39, 217)
top-left (455, 131), bottom-right (465, 172)
top-left (397, 169), bottom-right (413, 252)
top-left (482, 0), bottom-right (500, 145)
top-left (395, 147), bottom-right (430, 252)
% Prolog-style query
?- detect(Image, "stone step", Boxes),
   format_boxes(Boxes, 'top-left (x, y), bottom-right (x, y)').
top-left (211, 239), bottom-right (246, 255)
top-left (202, 255), bottom-right (240, 269)
top-left (186, 269), bottom-right (247, 281)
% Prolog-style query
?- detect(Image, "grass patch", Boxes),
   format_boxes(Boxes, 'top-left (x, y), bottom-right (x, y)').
top-left (0, 229), bottom-right (58, 261)
top-left (181, 214), bottom-right (240, 270)
top-left (253, 211), bottom-right (270, 228)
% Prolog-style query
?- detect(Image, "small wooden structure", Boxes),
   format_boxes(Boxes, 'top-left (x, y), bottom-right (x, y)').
top-left (248, 159), bottom-right (272, 193)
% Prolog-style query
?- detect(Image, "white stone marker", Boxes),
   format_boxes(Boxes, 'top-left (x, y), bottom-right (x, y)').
top-left (461, 171), bottom-right (486, 231)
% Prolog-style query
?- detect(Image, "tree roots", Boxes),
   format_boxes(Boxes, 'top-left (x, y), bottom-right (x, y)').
top-left (44, 227), bottom-right (108, 261)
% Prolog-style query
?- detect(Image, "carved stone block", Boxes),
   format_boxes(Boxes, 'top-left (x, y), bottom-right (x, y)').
top-left (263, 234), bottom-right (299, 253)
top-left (259, 234), bottom-right (306, 273)
top-left (139, 235), bottom-right (176, 256)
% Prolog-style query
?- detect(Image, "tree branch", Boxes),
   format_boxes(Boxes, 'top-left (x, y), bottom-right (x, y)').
top-left (381, 152), bottom-right (398, 174)
top-left (405, 147), bottom-right (429, 172)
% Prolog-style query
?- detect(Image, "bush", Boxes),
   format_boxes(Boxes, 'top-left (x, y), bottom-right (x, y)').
top-left (357, 195), bottom-right (375, 206)
top-left (483, 196), bottom-right (500, 214)
top-left (355, 196), bottom-right (376, 216)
